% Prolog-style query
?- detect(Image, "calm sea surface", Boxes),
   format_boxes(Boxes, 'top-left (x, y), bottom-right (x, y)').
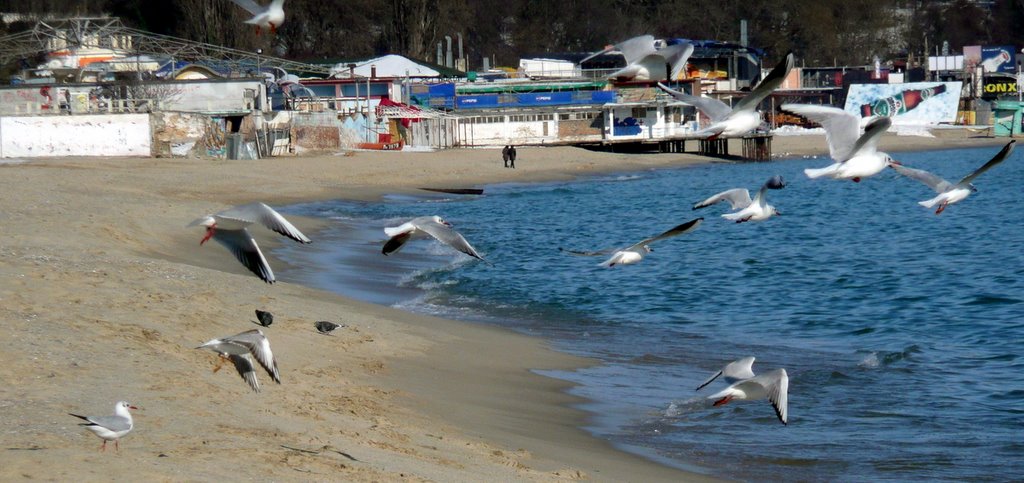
top-left (277, 145), bottom-right (1024, 481)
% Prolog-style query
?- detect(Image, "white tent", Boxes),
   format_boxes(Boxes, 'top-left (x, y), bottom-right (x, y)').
top-left (330, 55), bottom-right (441, 79)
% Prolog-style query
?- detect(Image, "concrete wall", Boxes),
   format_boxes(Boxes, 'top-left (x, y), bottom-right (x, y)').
top-left (0, 114), bottom-right (151, 158)
top-left (0, 79), bottom-right (263, 115)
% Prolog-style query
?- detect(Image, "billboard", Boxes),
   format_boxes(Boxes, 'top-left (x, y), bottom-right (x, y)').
top-left (964, 45), bottom-right (1016, 74)
top-left (981, 76), bottom-right (1020, 99)
top-left (844, 82), bottom-right (962, 122)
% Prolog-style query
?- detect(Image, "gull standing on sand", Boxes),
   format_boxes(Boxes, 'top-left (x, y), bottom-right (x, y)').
top-left (580, 35), bottom-right (694, 82)
top-left (891, 140), bottom-right (1015, 214)
top-left (693, 175), bottom-right (786, 223)
top-left (781, 104), bottom-right (897, 182)
top-left (561, 218), bottom-right (703, 268)
top-left (189, 202), bottom-right (311, 284)
top-left (229, 0), bottom-right (285, 34)
top-left (382, 215), bottom-right (485, 261)
top-left (658, 52), bottom-right (794, 139)
top-left (707, 368), bottom-right (789, 425)
top-left (696, 356), bottom-right (757, 391)
top-left (197, 329), bottom-right (281, 393)
top-left (68, 401), bottom-right (137, 452)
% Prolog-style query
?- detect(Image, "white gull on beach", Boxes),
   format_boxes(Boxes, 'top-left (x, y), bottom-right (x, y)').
top-left (68, 401), bottom-right (137, 452)
top-left (781, 103), bottom-right (897, 182)
top-left (382, 215), bottom-right (485, 261)
top-left (693, 175), bottom-right (786, 223)
top-left (892, 140), bottom-right (1015, 214)
top-left (197, 329), bottom-right (281, 393)
top-left (189, 202), bottom-right (312, 284)
top-left (657, 52), bottom-right (794, 139)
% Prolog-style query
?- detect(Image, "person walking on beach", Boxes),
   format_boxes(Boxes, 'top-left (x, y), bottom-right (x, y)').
top-left (501, 145), bottom-right (510, 168)
top-left (508, 145), bottom-right (517, 169)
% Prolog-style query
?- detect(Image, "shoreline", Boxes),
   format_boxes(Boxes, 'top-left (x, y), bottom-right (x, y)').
top-left (0, 132), bottom-right (1005, 481)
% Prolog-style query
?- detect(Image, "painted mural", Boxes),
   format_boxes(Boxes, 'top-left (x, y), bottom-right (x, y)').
top-left (843, 82), bottom-right (962, 123)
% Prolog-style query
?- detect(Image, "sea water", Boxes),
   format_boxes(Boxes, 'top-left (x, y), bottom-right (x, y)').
top-left (276, 146), bottom-right (1024, 481)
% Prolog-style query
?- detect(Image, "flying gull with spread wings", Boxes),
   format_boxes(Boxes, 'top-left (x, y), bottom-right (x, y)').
top-left (693, 175), bottom-right (786, 223)
top-left (781, 103), bottom-right (897, 182)
top-left (189, 202), bottom-right (312, 284)
top-left (561, 217), bottom-right (703, 268)
top-left (581, 35), bottom-right (694, 82)
top-left (707, 368), bottom-right (790, 425)
top-left (197, 329), bottom-right (281, 393)
top-left (891, 140), bottom-right (1015, 214)
top-left (382, 215), bottom-right (486, 262)
top-left (658, 52), bottom-right (794, 139)
top-left (229, 0), bottom-right (285, 34)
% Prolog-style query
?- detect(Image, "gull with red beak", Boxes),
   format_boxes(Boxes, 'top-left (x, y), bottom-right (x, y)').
top-left (189, 202), bottom-right (311, 283)
top-left (229, 0), bottom-right (285, 34)
top-left (69, 401), bottom-right (138, 452)
top-left (382, 215), bottom-right (485, 261)
top-left (707, 368), bottom-right (789, 425)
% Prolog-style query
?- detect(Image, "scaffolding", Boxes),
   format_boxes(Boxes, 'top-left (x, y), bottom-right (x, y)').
top-left (0, 17), bottom-right (332, 77)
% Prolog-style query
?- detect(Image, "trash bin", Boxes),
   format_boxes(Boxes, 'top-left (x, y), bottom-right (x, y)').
top-left (992, 101), bottom-right (1024, 137)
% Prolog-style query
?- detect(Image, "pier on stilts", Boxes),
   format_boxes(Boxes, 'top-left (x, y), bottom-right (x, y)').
top-left (582, 132), bottom-right (773, 161)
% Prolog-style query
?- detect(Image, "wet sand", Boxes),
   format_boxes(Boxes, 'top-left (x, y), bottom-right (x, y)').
top-left (0, 129), bottom-right (1004, 481)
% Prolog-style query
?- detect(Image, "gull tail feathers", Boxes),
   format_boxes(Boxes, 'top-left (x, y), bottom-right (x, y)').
top-left (383, 226), bottom-right (406, 237)
top-left (804, 164), bottom-right (840, 179)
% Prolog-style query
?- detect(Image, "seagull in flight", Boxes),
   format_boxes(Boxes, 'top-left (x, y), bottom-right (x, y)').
top-left (580, 35), bottom-right (694, 82)
top-left (891, 140), bottom-right (1015, 214)
top-left (707, 368), bottom-right (790, 425)
top-left (229, 0), bottom-right (285, 34)
top-left (561, 217), bottom-right (703, 268)
top-left (189, 202), bottom-right (312, 284)
top-left (658, 52), bottom-right (794, 139)
top-left (696, 356), bottom-right (756, 391)
top-left (693, 175), bottom-right (786, 223)
top-left (781, 103), bottom-right (898, 182)
top-left (69, 401), bottom-right (137, 452)
top-left (197, 329), bottom-right (281, 393)
top-left (382, 215), bottom-right (485, 262)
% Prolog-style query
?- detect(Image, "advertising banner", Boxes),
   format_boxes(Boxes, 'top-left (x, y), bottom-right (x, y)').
top-left (844, 82), bottom-right (961, 122)
top-left (981, 77), bottom-right (1020, 99)
top-left (980, 46), bottom-right (1015, 74)
top-left (965, 45), bottom-right (1016, 74)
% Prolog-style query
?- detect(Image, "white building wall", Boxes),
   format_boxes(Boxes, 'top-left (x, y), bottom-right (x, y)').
top-left (0, 114), bottom-right (151, 158)
top-left (459, 117), bottom-right (559, 146)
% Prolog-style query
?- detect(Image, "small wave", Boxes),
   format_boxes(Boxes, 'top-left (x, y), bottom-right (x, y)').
top-left (858, 345), bottom-right (921, 368)
top-left (391, 294), bottom-right (487, 320)
top-left (962, 295), bottom-right (1022, 306)
top-left (859, 353), bottom-right (880, 368)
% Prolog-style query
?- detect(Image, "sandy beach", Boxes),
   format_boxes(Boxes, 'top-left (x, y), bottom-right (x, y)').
top-left (0, 129), bottom-right (1005, 481)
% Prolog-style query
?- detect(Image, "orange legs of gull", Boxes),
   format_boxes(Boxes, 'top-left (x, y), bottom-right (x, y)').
top-left (936, 202), bottom-right (947, 215)
top-left (212, 354), bottom-right (228, 373)
top-left (713, 395), bottom-right (734, 407)
top-left (200, 226), bottom-right (215, 245)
